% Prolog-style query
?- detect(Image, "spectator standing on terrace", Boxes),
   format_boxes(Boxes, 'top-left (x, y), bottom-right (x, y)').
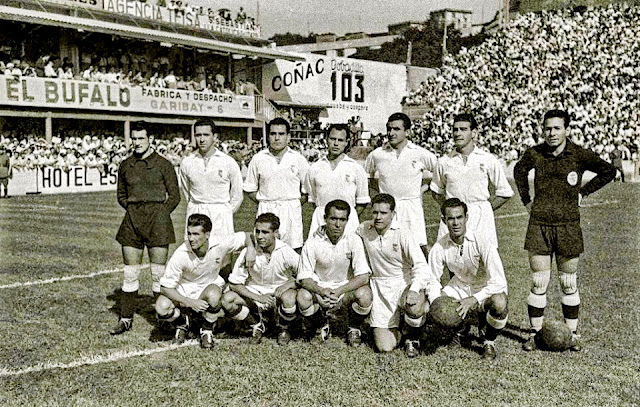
top-left (179, 118), bottom-right (243, 237)
top-left (110, 121), bottom-right (181, 335)
top-left (514, 109), bottom-right (616, 352)
top-left (365, 112), bottom-right (437, 256)
top-left (244, 118), bottom-right (309, 251)
top-left (430, 113), bottom-right (513, 248)
top-left (0, 145), bottom-right (12, 198)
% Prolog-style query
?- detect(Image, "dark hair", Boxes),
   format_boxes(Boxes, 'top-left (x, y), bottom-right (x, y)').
top-left (441, 198), bottom-right (468, 217)
top-left (543, 109), bottom-right (570, 128)
top-left (327, 123), bottom-right (351, 153)
top-left (187, 213), bottom-right (212, 233)
top-left (193, 118), bottom-right (218, 134)
top-left (255, 212), bottom-right (280, 231)
top-left (130, 121), bottom-right (149, 133)
top-left (267, 117), bottom-right (291, 134)
top-left (387, 112), bottom-right (412, 131)
top-left (453, 113), bottom-right (478, 130)
top-left (372, 193), bottom-right (396, 211)
top-left (324, 199), bottom-right (351, 219)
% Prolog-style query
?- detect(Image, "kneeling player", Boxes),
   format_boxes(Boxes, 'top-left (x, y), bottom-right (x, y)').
top-left (428, 198), bottom-right (509, 360)
top-left (222, 213), bottom-right (299, 345)
top-left (155, 214), bottom-right (253, 349)
top-left (297, 199), bottom-right (373, 346)
top-left (357, 194), bottom-right (439, 357)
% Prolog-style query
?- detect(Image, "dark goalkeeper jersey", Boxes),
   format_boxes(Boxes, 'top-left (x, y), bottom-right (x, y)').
top-left (514, 140), bottom-right (615, 225)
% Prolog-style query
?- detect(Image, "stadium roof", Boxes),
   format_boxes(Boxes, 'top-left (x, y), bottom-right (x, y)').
top-left (0, 5), bottom-right (304, 61)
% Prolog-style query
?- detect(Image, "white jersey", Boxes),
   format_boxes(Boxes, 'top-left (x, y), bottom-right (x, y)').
top-left (160, 232), bottom-right (246, 292)
top-left (356, 219), bottom-right (436, 293)
top-left (243, 147), bottom-right (309, 201)
top-left (427, 230), bottom-right (508, 304)
top-left (365, 141), bottom-right (437, 200)
top-left (228, 239), bottom-right (299, 291)
top-left (429, 147), bottom-right (513, 204)
top-left (305, 155), bottom-right (370, 209)
top-left (179, 149), bottom-right (244, 211)
top-left (298, 226), bottom-right (371, 287)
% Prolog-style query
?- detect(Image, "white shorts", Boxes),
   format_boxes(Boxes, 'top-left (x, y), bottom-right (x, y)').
top-left (258, 199), bottom-right (303, 249)
top-left (309, 205), bottom-right (360, 237)
top-left (395, 198), bottom-right (427, 246)
top-left (175, 275), bottom-right (225, 300)
top-left (437, 200), bottom-right (497, 247)
top-left (185, 202), bottom-right (234, 238)
top-left (369, 276), bottom-right (410, 329)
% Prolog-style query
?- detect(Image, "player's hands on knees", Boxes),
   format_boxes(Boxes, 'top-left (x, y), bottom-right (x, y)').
top-left (186, 298), bottom-right (210, 312)
top-left (257, 294), bottom-right (276, 308)
top-left (455, 297), bottom-right (478, 319)
top-left (274, 284), bottom-right (288, 298)
top-left (318, 288), bottom-right (338, 308)
top-left (405, 290), bottom-right (420, 307)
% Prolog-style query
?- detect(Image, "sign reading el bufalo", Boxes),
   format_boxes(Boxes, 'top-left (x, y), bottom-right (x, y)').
top-left (0, 76), bottom-right (255, 119)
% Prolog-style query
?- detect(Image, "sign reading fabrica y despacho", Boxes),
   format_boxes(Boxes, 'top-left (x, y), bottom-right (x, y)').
top-left (263, 55), bottom-right (407, 134)
top-left (0, 76), bottom-right (255, 119)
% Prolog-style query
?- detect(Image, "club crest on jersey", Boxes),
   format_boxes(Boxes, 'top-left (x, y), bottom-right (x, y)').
top-left (218, 169), bottom-right (224, 178)
top-left (345, 174), bottom-right (352, 183)
top-left (479, 163), bottom-right (485, 173)
top-left (411, 160), bottom-right (424, 171)
top-left (346, 251), bottom-right (352, 260)
top-left (289, 165), bottom-right (298, 175)
top-left (567, 171), bottom-right (578, 186)
top-left (393, 243), bottom-right (399, 252)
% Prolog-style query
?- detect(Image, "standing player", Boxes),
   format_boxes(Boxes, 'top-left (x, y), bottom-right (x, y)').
top-left (297, 199), bottom-right (372, 347)
top-left (357, 194), bottom-right (439, 357)
top-left (0, 145), bottom-right (11, 198)
top-left (365, 113), bottom-right (437, 255)
top-left (428, 198), bottom-right (509, 360)
top-left (155, 214), bottom-right (254, 349)
top-left (305, 124), bottom-right (370, 236)
top-left (430, 113), bottom-right (514, 247)
top-left (222, 213), bottom-right (299, 345)
top-left (179, 118), bottom-right (243, 236)
top-left (111, 121), bottom-right (181, 335)
top-left (244, 118), bottom-right (309, 251)
top-left (514, 109), bottom-right (616, 351)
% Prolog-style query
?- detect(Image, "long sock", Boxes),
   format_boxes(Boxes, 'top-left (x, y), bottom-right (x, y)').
top-left (527, 292), bottom-right (546, 332)
top-left (484, 312), bottom-right (508, 342)
top-left (349, 302), bottom-right (371, 330)
top-left (121, 290), bottom-right (138, 319)
top-left (561, 291), bottom-right (580, 333)
top-left (277, 304), bottom-right (296, 329)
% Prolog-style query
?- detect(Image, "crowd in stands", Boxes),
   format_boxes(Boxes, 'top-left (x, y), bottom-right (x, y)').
top-left (403, 4), bottom-right (640, 164)
top-left (159, 1), bottom-right (258, 30)
top-left (0, 55), bottom-right (256, 95)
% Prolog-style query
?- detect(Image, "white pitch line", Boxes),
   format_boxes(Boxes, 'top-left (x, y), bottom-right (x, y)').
top-left (0, 268), bottom-right (124, 289)
top-left (0, 341), bottom-right (200, 377)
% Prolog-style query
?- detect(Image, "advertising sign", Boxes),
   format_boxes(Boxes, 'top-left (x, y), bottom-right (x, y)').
top-left (0, 76), bottom-right (255, 119)
top-left (262, 55), bottom-right (407, 134)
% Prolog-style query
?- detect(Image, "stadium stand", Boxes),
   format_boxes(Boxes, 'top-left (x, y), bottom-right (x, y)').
top-left (403, 4), bottom-right (640, 164)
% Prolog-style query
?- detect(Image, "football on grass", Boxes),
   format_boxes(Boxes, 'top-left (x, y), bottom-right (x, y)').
top-left (429, 296), bottom-right (463, 329)
top-left (538, 320), bottom-right (572, 351)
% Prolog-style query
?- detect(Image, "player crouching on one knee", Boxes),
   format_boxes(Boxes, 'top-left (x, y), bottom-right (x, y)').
top-left (155, 214), bottom-right (255, 349)
top-left (357, 193), bottom-right (439, 358)
top-left (427, 198), bottom-right (509, 360)
top-left (296, 199), bottom-right (373, 347)
top-left (222, 213), bottom-right (299, 345)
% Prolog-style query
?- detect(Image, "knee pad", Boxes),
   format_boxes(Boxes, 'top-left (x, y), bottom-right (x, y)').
top-left (122, 265), bottom-right (141, 292)
top-left (560, 272), bottom-right (578, 295)
top-left (531, 270), bottom-right (551, 295)
top-left (150, 264), bottom-right (165, 293)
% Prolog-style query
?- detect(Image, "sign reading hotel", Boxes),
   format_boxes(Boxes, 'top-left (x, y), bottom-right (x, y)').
top-left (263, 55), bottom-right (407, 134)
top-left (0, 76), bottom-right (255, 119)
top-left (102, 0), bottom-right (261, 38)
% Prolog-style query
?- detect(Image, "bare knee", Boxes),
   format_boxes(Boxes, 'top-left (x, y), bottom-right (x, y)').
top-left (374, 328), bottom-right (399, 353)
top-left (279, 289), bottom-right (297, 308)
top-left (201, 285), bottom-right (222, 308)
top-left (488, 293), bottom-right (508, 317)
top-left (354, 286), bottom-right (373, 307)
top-left (297, 288), bottom-right (314, 309)
top-left (155, 295), bottom-right (174, 316)
top-left (221, 291), bottom-right (240, 310)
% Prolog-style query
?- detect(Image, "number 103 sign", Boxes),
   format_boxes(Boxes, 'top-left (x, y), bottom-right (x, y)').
top-left (263, 54), bottom-right (407, 134)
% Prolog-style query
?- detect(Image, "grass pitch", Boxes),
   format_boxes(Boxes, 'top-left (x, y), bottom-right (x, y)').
top-left (0, 183), bottom-right (638, 406)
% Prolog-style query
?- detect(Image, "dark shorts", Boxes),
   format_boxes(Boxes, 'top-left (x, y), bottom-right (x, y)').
top-left (116, 202), bottom-right (175, 249)
top-left (524, 221), bottom-right (583, 258)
